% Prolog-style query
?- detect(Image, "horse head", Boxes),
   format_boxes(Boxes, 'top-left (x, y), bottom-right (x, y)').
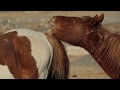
top-left (50, 14), bottom-right (104, 47)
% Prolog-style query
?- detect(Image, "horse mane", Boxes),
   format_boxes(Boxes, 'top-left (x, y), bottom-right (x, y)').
top-left (45, 32), bottom-right (69, 79)
top-left (94, 28), bottom-right (120, 78)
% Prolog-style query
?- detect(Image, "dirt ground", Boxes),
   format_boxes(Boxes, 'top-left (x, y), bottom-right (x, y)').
top-left (0, 11), bottom-right (120, 79)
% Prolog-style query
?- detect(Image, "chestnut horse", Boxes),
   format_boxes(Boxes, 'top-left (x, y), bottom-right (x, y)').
top-left (0, 29), bottom-right (69, 79)
top-left (49, 14), bottom-right (120, 79)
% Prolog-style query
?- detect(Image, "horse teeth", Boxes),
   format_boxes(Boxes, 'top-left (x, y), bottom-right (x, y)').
top-left (52, 16), bottom-right (55, 22)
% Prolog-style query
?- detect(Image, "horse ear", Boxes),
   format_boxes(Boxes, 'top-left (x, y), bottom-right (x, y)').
top-left (98, 13), bottom-right (104, 23)
top-left (89, 14), bottom-right (98, 27)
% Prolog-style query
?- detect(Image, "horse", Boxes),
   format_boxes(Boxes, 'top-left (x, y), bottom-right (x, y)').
top-left (0, 29), bottom-right (69, 79)
top-left (49, 14), bottom-right (120, 79)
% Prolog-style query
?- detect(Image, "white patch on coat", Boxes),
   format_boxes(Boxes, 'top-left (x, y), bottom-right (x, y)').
top-left (4, 29), bottom-right (53, 79)
top-left (0, 65), bottom-right (14, 79)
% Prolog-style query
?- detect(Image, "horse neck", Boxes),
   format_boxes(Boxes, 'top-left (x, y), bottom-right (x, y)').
top-left (83, 27), bottom-right (120, 79)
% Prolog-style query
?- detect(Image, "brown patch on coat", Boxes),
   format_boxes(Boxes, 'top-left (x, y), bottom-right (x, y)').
top-left (0, 31), bottom-right (38, 79)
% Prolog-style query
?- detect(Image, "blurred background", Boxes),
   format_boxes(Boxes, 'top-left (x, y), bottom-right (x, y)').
top-left (0, 11), bottom-right (120, 79)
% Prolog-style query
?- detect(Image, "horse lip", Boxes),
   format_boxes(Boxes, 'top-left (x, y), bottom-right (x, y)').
top-left (48, 16), bottom-right (56, 29)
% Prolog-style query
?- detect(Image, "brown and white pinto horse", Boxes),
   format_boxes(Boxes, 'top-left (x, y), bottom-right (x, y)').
top-left (0, 29), bottom-right (69, 79)
top-left (50, 14), bottom-right (120, 79)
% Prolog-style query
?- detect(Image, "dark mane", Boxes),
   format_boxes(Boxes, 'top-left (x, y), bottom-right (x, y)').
top-left (94, 28), bottom-right (120, 78)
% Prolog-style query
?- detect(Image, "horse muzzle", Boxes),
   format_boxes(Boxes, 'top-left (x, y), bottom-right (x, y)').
top-left (48, 16), bottom-right (56, 29)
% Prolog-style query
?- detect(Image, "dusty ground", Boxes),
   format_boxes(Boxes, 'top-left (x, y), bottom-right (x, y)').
top-left (0, 11), bottom-right (120, 79)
